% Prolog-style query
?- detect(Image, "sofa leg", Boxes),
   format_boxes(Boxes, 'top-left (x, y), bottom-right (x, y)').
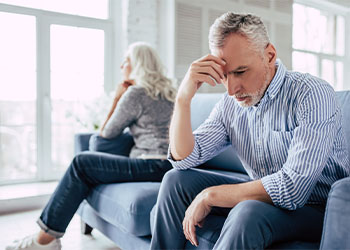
top-left (80, 219), bottom-right (93, 235)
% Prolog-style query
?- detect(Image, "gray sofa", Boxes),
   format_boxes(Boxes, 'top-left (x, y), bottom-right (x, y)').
top-left (76, 91), bottom-right (350, 250)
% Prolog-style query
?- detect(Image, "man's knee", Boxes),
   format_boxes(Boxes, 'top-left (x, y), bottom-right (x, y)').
top-left (162, 169), bottom-right (188, 185)
top-left (159, 169), bottom-right (192, 196)
top-left (227, 200), bottom-right (268, 227)
top-left (219, 200), bottom-right (272, 248)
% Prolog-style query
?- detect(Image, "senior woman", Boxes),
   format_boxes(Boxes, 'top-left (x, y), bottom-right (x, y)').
top-left (6, 42), bottom-right (176, 250)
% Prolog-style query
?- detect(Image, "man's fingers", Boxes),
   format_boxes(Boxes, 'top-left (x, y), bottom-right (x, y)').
top-left (186, 220), bottom-right (195, 245)
top-left (189, 223), bottom-right (198, 246)
top-left (195, 61), bottom-right (225, 79)
top-left (197, 220), bottom-right (205, 228)
top-left (196, 54), bottom-right (226, 67)
top-left (182, 220), bottom-right (188, 240)
top-left (193, 73), bottom-right (217, 87)
top-left (193, 65), bottom-right (223, 85)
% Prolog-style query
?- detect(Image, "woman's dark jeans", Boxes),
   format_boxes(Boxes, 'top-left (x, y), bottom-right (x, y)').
top-left (37, 151), bottom-right (172, 238)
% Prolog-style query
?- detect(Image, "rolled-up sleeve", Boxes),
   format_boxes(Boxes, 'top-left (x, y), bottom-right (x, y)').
top-left (261, 84), bottom-right (340, 210)
top-left (168, 96), bottom-right (231, 170)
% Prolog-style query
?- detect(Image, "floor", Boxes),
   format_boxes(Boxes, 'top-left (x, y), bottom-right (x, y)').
top-left (0, 209), bottom-right (121, 250)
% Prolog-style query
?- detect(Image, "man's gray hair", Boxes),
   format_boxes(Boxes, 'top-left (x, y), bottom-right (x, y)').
top-left (209, 12), bottom-right (270, 53)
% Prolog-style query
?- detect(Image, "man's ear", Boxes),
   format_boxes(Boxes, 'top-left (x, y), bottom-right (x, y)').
top-left (265, 43), bottom-right (277, 65)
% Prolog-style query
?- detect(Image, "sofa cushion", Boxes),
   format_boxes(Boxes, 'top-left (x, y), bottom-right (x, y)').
top-left (86, 182), bottom-right (160, 236)
top-left (89, 130), bottom-right (135, 156)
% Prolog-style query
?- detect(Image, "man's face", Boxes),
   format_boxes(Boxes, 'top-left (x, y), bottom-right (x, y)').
top-left (212, 34), bottom-right (275, 107)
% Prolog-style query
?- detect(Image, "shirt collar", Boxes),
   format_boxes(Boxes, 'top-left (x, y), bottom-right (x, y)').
top-left (264, 59), bottom-right (287, 101)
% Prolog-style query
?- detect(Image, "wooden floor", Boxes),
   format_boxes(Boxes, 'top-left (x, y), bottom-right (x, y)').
top-left (0, 209), bottom-right (121, 250)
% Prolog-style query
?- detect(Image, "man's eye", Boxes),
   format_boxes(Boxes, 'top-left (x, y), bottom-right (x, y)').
top-left (234, 71), bottom-right (245, 75)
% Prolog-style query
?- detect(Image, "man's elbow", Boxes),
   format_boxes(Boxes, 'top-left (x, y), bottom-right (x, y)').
top-left (170, 148), bottom-right (187, 161)
top-left (279, 194), bottom-right (309, 211)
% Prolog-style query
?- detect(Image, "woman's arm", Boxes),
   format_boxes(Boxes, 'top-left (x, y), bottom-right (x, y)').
top-left (100, 80), bottom-right (134, 136)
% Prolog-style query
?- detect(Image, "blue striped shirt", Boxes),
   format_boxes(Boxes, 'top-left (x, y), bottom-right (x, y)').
top-left (169, 60), bottom-right (349, 210)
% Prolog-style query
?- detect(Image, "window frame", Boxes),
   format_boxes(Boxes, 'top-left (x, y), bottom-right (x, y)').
top-left (0, 2), bottom-right (113, 185)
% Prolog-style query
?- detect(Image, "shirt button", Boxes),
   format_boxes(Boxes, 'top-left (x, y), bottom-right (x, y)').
top-left (257, 140), bottom-right (262, 145)
top-left (261, 169), bottom-right (266, 175)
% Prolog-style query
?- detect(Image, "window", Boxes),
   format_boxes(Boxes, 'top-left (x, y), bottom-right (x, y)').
top-left (0, 2), bottom-right (111, 184)
top-left (50, 25), bottom-right (105, 172)
top-left (292, 2), bottom-right (346, 90)
top-left (0, 0), bottom-right (108, 19)
top-left (0, 12), bottom-right (37, 183)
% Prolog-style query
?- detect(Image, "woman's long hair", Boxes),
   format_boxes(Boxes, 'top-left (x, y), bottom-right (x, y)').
top-left (127, 42), bottom-right (177, 102)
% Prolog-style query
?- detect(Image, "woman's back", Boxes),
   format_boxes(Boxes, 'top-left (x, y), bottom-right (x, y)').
top-left (102, 86), bottom-right (173, 158)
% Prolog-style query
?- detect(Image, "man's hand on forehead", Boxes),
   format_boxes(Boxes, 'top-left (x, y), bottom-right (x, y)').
top-left (192, 54), bottom-right (226, 86)
top-left (177, 54), bottom-right (227, 102)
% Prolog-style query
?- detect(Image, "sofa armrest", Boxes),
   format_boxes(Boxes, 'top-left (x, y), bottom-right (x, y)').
top-left (74, 133), bottom-right (94, 154)
top-left (320, 176), bottom-right (350, 250)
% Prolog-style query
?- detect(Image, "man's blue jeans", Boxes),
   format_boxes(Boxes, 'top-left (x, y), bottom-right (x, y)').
top-left (150, 168), bottom-right (325, 249)
top-left (36, 151), bottom-right (172, 238)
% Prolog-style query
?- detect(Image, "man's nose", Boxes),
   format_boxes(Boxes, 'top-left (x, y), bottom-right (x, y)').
top-left (227, 76), bottom-right (240, 96)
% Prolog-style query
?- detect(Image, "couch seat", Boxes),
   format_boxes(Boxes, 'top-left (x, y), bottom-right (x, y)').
top-left (86, 182), bottom-right (160, 236)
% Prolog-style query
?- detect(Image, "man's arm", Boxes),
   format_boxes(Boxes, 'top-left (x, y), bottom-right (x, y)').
top-left (206, 180), bottom-right (273, 207)
top-left (169, 54), bottom-right (226, 160)
top-left (169, 97), bottom-right (194, 160)
top-left (261, 84), bottom-right (340, 210)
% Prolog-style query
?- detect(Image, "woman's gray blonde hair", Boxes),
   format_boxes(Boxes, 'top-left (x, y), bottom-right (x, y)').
top-left (209, 12), bottom-right (270, 54)
top-left (127, 42), bottom-right (177, 102)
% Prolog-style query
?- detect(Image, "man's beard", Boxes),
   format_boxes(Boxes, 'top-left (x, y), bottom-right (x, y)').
top-left (235, 66), bottom-right (270, 107)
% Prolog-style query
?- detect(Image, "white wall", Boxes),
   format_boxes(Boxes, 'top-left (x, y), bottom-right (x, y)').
top-left (112, 0), bottom-right (293, 93)
top-left (110, 0), bottom-right (159, 92)
top-left (160, 0), bottom-right (293, 93)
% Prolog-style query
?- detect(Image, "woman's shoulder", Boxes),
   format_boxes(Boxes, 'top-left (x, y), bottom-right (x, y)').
top-left (126, 85), bottom-right (145, 95)
top-left (121, 85), bottom-right (146, 101)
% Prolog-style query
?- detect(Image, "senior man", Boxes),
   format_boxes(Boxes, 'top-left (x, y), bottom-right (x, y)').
top-left (150, 12), bottom-right (349, 249)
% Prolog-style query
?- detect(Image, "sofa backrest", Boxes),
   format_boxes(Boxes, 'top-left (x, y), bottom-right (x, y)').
top-left (191, 93), bottom-right (247, 174)
top-left (190, 91), bottom-right (350, 173)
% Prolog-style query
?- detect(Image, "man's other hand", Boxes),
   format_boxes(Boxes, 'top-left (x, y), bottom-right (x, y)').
top-left (182, 189), bottom-right (212, 247)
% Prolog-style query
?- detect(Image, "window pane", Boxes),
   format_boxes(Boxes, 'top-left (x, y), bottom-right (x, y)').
top-left (293, 3), bottom-right (336, 55)
top-left (0, 12), bottom-right (37, 182)
top-left (321, 59), bottom-right (335, 87)
top-left (292, 51), bottom-right (318, 76)
top-left (336, 16), bottom-right (345, 56)
top-left (50, 25), bottom-right (104, 172)
top-left (0, 0), bottom-right (108, 19)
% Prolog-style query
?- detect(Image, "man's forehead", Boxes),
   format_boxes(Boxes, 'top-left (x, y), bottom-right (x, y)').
top-left (211, 48), bottom-right (250, 72)
top-left (211, 48), bottom-right (224, 59)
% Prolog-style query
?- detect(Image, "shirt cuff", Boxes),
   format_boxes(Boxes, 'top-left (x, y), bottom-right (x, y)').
top-left (261, 172), bottom-right (297, 210)
top-left (261, 173), bottom-right (281, 208)
top-left (167, 140), bottom-right (201, 170)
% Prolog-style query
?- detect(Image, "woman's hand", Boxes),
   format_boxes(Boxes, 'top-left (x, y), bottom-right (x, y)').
top-left (115, 80), bottom-right (135, 98)
top-left (100, 79), bottom-right (135, 134)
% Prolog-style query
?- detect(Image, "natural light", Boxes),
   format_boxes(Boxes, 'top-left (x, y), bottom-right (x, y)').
top-left (292, 3), bottom-right (345, 91)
